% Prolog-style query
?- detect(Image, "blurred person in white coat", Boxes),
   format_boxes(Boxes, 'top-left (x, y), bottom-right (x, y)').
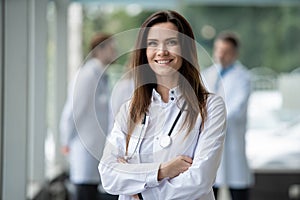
top-left (60, 33), bottom-right (117, 200)
top-left (110, 70), bottom-right (134, 121)
top-left (202, 32), bottom-right (254, 200)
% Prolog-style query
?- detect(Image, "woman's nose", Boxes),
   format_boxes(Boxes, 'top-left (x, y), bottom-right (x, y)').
top-left (157, 44), bottom-right (169, 56)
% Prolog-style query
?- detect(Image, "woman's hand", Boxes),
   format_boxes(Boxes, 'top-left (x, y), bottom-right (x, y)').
top-left (117, 157), bottom-right (127, 163)
top-left (158, 155), bottom-right (193, 181)
top-left (61, 146), bottom-right (70, 155)
top-left (132, 194), bottom-right (140, 199)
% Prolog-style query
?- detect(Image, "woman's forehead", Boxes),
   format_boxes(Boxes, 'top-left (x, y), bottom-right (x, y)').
top-left (147, 22), bottom-right (179, 39)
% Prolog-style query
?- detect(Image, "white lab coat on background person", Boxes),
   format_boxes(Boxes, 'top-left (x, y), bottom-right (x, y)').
top-left (110, 76), bottom-right (134, 121)
top-left (202, 61), bottom-right (254, 188)
top-left (99, 89), bottom-right (227, 200)
top-left (60, 58), bottom-right (109, 184)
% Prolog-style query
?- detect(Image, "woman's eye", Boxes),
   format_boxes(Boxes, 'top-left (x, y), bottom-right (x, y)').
top-left (147, 41), bottom-right (157, 47)
top-left (167, 40), bottom-right (178, 46)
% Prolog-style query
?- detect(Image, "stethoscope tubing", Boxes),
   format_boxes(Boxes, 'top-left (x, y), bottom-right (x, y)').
top-left (125, 101), bottom-right (187, 160)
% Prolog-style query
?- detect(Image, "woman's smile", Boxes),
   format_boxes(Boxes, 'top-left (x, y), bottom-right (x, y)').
top-left (155, 59), bottom-right (173, 65)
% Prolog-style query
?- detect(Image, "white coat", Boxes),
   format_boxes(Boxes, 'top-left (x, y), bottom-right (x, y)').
top-left (60, 58), bottom-right (109, 184)
top-left (99, 88), bottom-right (226, 200)
top-left (202, 61), bottom-right (254, 188)
top-left (110, 77), bottom-right (134, 121)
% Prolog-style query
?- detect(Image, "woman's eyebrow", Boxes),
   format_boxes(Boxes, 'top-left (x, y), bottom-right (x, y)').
top-left (147, 38), bottom-right (158, 41)
top-left (147, 37), bottom-right (178, 41)
top-left (166, 37), bottom-right (179, 41)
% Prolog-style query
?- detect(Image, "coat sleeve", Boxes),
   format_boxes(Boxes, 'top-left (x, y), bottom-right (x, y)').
top-left (142, 95), bottom-right (227, 199)
top-left (226, 68), bottom-right (251, 122)
top-left (59, 76), bottom-right (77, 146)
top-left (98, 102), bottom-right (161, 196)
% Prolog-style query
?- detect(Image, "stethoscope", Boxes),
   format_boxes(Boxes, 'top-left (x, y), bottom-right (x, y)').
top-left (123, 101), bottom-right (186, 161)
top-left (123, 114), bottom-right (148, 162)
top-left (159, 101), bottom-right (187, 148)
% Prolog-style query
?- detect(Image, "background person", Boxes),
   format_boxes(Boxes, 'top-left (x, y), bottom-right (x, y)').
top-left (60, 33), bottom-right (117, 200)
top-left (99, 10), bottom-right (226, 200)
top-left (110, 68), bottom-right (134, 121)
top-left (202, 31), bottom-right (254, 200)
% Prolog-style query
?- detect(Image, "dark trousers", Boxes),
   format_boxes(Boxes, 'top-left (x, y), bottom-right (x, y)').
top-left (72, 184), bottom-right (99, 200)
top-left (213, 187), bottom-right (249, 200)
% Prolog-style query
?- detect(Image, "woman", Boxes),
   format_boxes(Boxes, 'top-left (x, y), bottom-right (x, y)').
top-left (99, 10), bottom-right (226, 200)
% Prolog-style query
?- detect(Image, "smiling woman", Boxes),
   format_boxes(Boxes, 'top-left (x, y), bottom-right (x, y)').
top-left (99, 10), bottom-right (227, 200)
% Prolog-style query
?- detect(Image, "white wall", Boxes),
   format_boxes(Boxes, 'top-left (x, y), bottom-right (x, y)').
top-left (2, 0), bottom-right (30, 198)
top-left (1, 0), bottom-right (49, 199)
top-left (0, 0), bottom-right (3, 197)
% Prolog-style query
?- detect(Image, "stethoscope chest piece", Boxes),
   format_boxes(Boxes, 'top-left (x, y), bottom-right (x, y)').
top-left (159, 135), bottom-right (172, 148)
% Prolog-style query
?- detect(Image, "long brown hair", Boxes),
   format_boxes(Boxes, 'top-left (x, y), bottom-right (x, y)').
top-left (126, 10), bottom-right (209, 152)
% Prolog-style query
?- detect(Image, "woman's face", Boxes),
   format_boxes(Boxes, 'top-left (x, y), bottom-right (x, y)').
top-left (146, 22), bottom-right (182, 79)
